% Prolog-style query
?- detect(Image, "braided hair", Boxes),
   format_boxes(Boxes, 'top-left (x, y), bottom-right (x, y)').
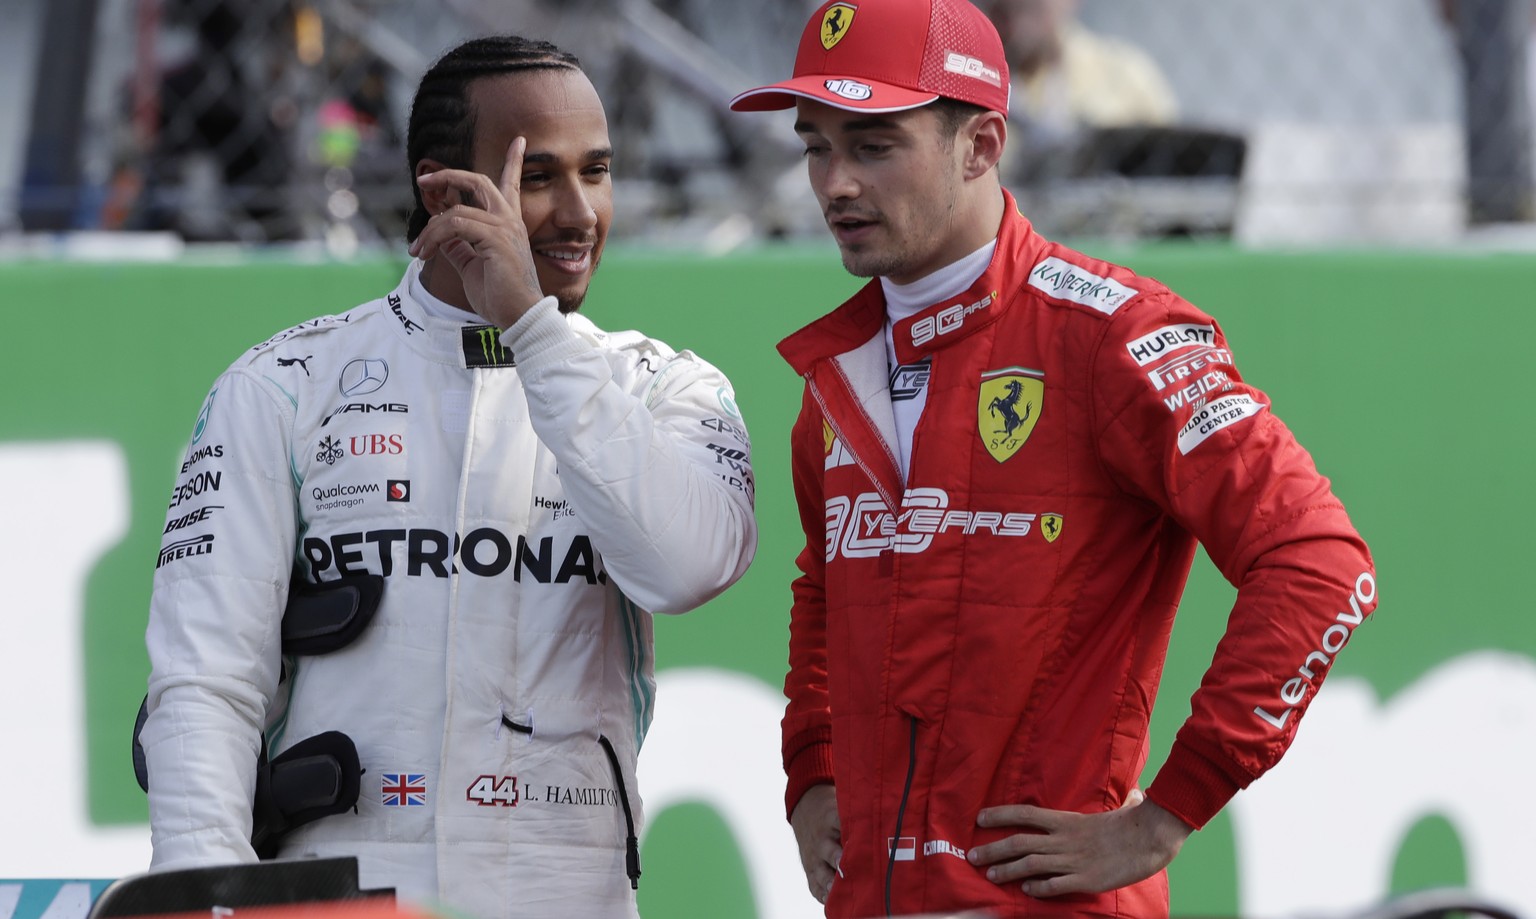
top-left (405, 36), bottom-right (582, 242)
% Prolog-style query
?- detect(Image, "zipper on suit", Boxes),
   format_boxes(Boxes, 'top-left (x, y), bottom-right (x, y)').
top-left (884, 715), bottom-right (919, 917)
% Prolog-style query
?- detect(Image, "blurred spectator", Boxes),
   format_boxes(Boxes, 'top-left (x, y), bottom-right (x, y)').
top-left (116, 0), bottom-right (299, 241)
top-left (310, 34), bottom-right (411, 247)
top-left (1435, 0), bottom-right (1535, 223)
top-left (1528, 1), bottom-right (1536, 185)
top-left (986, 0), bottom-right (1177, 146)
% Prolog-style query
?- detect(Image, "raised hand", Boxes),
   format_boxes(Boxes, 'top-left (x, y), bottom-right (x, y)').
top-left (409, 137), bottom-right (546, 328)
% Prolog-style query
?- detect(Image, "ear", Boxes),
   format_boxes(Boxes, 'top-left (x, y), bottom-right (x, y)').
top-left (962, 112), bottom-right (1007, 181)
top-left (414, 158), bottom-right (455, 215)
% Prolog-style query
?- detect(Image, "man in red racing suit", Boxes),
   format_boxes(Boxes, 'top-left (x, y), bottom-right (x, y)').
top-left (732, 1), bottom-right (1375, 915)
top-left (776, 193), bottom-right (1375, 917)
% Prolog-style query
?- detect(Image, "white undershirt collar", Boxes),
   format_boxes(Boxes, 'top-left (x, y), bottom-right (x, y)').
top-left (880, 240), bottom-right (997, 323)
top-left (880, 239), bottom-right (997, 482)
top-left (410, 265), bottom-right (486, 325)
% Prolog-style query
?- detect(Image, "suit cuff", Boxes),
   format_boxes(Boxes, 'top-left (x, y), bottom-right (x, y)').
top-left (784, 740), bottom-right (836, 821)
top-left (498, 296), bottom-right (583, 370)
top-left (1145, 739), bottom-right (1244, 831)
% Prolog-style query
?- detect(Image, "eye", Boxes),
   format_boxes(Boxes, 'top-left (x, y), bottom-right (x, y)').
top-left (800, 143), bottom-right (829, 158)
top-left (859, 142), bottom-right (892, 156)
top-left (521, 171), bottom-right (551, 188)
top-left (583, 163), bottom-right (612, 181)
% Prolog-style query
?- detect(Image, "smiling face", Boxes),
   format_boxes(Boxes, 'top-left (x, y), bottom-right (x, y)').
top-left (467, 68), bottom-right (613, 313)
top-left (795, 98), bottom-right (982, 285)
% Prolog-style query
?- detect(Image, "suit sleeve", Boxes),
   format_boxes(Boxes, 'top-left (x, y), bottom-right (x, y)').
top-left (505, 301), bottom-right (757, 615)
top-left (1091, 293), bottom-right (1376, 830)
top-left (141, 368), bottom-right (296, 870)
top-left (782, 386), bottom-right (837, 819)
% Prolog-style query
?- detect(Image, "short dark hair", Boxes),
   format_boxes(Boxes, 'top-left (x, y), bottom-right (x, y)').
top-left (405, 36), bottom-right (582, 242)
top-left (930, 97), bottom-right (990, 149)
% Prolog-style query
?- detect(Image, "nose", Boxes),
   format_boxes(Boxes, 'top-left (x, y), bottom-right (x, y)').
top-left (815, 151), bottom-right (860, 203)
top-left (553, 177), bottom-right (599, 232)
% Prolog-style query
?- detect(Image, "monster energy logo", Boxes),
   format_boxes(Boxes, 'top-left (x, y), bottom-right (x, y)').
top-left (462, 325), bottom-right (515, 368)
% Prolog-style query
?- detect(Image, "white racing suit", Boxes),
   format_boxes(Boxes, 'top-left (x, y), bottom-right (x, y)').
top-left (141, 261), bottom-right (757, 918)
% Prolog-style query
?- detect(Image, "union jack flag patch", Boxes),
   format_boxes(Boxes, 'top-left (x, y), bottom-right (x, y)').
top-left (382, 773), bottom-right (428, 807)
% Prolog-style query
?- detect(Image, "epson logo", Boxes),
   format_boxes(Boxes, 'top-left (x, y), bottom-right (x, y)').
top-left (303, 528), bottom-right (609, 584)
top-left (168, 470), bottom-right (222, 509)
top-left (1254, 571), bottom-right (1377, 730)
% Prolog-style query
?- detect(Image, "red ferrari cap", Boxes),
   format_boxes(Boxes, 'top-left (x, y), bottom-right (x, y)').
top-left (729, 0), bottom-right (1009, 115)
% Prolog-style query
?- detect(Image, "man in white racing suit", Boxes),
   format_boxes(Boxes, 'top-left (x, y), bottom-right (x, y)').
top-left (140, 36), bottom-right (757, 919)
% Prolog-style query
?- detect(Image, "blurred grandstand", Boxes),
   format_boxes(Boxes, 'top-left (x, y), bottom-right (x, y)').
top-left (1, 0), bottom-right (1534, 255)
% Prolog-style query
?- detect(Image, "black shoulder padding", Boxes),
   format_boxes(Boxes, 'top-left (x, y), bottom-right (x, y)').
top-left (280, 573), bottom-right (385, 656)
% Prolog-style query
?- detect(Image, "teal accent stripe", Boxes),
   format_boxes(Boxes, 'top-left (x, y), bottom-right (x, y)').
top-left (0, 880), bottom-right (116, 919)
top-left (262, 375), bottom-right (299, 409)
top-left (618, 592), bottom-right (654, 746)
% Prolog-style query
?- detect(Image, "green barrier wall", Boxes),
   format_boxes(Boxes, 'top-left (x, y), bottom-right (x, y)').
top-left (1, 245), bottom-right (1533, 917)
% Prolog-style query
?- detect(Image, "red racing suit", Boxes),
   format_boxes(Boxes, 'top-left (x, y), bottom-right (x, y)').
top-left (778, 193), bottom-right (1376, 918)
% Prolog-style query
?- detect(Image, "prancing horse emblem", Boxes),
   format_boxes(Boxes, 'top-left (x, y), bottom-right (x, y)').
top-left (821, 3), bottom-right (857, 50)
top-left (977, 369), bottom-right (1044, 463)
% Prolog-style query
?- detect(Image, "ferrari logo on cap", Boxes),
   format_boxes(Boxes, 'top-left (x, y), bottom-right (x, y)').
top-left (978, 368), bottom-right (1044, 463)
top-left (822, 2), bottom-right (857, 50)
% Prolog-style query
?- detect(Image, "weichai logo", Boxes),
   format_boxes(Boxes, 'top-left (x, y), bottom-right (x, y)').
top-left (463, 325), bottom-right (515, 368)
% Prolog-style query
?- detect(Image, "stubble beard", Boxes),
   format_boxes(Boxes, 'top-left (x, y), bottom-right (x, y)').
top-left (838, 240), bottom-right (913, 280)
top-left (552, 249), bottom-right (602, 314)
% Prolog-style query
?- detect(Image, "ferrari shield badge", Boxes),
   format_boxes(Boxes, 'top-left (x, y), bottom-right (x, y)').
top-left (822, 3), bottom-right (857, 50)
top-left (1040, 513), bottom-right (1064, 543)
top-left (978, 368), bottom-right (1044, 463)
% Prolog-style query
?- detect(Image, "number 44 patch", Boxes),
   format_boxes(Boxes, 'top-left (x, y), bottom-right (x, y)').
top-left (467, 775), bottom-right (519, 807)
